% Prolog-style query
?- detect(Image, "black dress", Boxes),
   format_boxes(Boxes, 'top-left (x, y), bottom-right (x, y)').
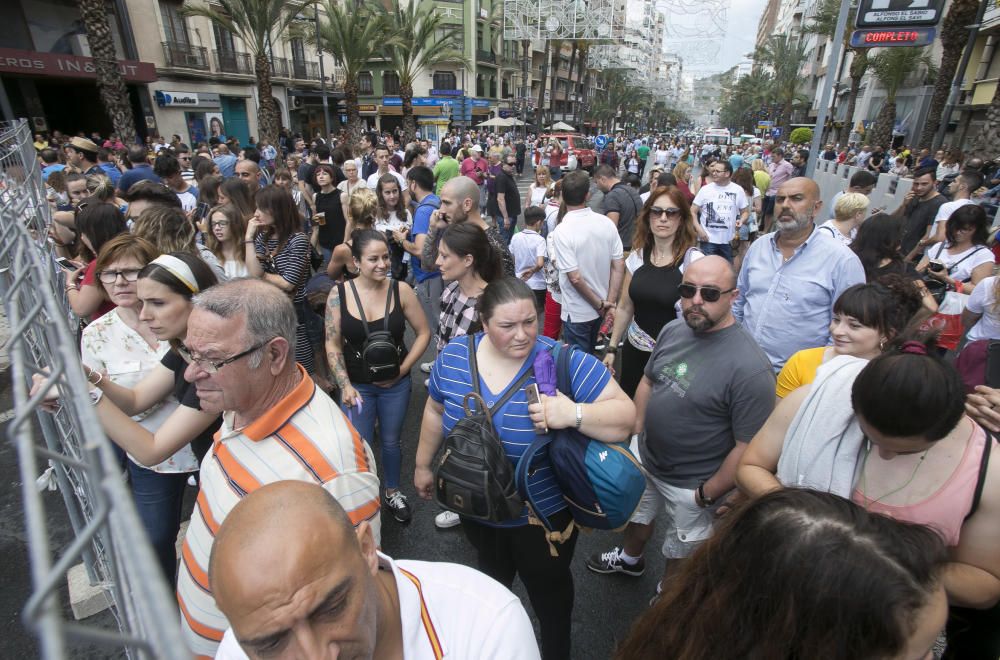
top-left (621, 253), bottom-right (682, 397)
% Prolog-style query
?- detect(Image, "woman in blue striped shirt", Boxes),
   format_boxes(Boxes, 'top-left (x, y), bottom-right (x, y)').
top-left (415, 277), bottom-right (635, 659)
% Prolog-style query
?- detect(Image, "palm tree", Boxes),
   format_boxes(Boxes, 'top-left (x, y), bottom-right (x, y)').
top-left (720, 69), bottom-right (773, 133)
top-left (968, 81), bottom-right (1000, 158)
top-left (918, 0), bottom-right (980, 148)
top-left (868, 46), bottom-right (935, 150)
top-left (756, 35), bottom-right (808, 139)
top-left (313, 0), bottom-right (384, 147)
top-left (840, 49), bottom-right (870, 146)
top-left (802, 0), bottom-right (858, 145)
top-left (377, 0), bottom-right (464, 143)
top-left (183, 0), bottom-right (308, 145)
top-left (77, 0), bottom-right (136, 143)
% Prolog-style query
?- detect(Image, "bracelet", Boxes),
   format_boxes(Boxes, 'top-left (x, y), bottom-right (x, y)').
top-left (85, 368), bottom-right (103, 386)
top-left (88, 388), bottom-right (103, 405)
top-left (65, 284), bottom-right (77, 293)
top-left (244, 239), bottom-right (256, 244)
top-left (575, 403), bottom-right (583, 429)
top-left (605, 345), bottom-right (617, 355)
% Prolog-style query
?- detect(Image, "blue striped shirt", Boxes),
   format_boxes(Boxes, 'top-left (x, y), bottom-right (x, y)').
top-left (429, 333), bottom-right (611, 527)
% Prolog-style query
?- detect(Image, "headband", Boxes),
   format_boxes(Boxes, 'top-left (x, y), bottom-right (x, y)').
top-left (149, 254), bottom-right (199, 293)
top-left (899, 340), bottom-right (927, 356)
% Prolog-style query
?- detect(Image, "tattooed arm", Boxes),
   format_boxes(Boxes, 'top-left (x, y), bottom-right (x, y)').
top-left (420, 211), bottom-right (446, 272)
top-left (324, 285), bottom-right (362, 406)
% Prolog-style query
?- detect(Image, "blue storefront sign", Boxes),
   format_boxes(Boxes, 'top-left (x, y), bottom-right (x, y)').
top-left (382, 97), bottom-right (445, 106)
top-left (430, 89), bottom-right (464, 96)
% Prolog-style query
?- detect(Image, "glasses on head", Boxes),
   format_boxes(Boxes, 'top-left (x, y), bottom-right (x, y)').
top-left (211, 220), bottom-right (230, 228)
top-left (678, 283), bottom-right (736, 303)
top-left (649, 206), bottom-right (681, 219)
top-left (177, 337), bottom-right (275, 374)
top-left (97, 268), bottom-right (142, 283)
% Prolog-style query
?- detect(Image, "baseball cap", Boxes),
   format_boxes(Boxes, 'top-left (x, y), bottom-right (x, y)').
top-left (470, 145), bottom-right (483, 153)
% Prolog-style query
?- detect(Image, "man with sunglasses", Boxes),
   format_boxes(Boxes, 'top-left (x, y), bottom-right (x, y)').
top-left (691, 160), bottom-right (749, 262)
top-left (733, 177), bottom-right (865, 371)
top-left (587, 256), bottom-right (775, 595)
top-left (175, 279), bottom-right (381, 658)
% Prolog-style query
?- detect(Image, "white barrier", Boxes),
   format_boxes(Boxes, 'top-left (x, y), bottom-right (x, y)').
top-left (812, 160), bottom-right (912, 217)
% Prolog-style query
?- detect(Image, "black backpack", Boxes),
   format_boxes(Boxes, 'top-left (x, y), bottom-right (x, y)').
top-left (434, 334), bottom-right (529, 522)
top-left (344, 280), bottom-right (402, 381)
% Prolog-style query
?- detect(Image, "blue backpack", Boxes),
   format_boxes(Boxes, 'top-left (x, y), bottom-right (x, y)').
top-left (515, 343), bottom-right (646, 535)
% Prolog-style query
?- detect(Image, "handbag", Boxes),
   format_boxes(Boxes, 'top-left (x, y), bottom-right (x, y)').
top-left (433, 335), bottom-right (529, 522)
top-left (516, 343), bottom-right (646, 537)
top-left (345, 280), bottom-right (402, 381)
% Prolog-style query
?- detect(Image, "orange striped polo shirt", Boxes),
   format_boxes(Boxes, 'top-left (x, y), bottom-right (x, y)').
top-left (176, 365), bottom-right (381, 658)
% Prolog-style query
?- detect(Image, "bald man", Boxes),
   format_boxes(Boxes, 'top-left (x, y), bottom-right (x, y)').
top-left (587, 255), bottom-right (776, 593)
top-left (212, 481), bottom-right (540, 660)
top-left (235, 159), bottom-right (261, 189)
top-left (174, 280), bottom-right (381, 658)
top-left (732, 177), bottom-right (865, 371)
top-left (420, 176), bottom-right (516, 277)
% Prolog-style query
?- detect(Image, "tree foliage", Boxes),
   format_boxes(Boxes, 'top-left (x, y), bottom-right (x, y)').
top-left (868, 46), bottom-right (935, 149)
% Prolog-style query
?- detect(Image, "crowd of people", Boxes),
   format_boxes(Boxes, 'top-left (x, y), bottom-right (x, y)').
top-left (24, 123), bottom-right (1000, 660)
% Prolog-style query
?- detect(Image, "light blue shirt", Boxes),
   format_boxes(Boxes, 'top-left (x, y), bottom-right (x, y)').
top-left (733, 228), bottom-right (866, 371)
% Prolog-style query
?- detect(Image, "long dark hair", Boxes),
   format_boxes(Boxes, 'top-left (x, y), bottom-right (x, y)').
top-left (616, 489), bottom-right (947, 660)
top-left (631, 186), bottom-right (696, 266)
top-left (254, 185), bottom-right (301, 250)
top-left (945, 203), bottom-right (989, 245)
top-left (851, 212), bottom-right (905, 281)
top-left (75, 200), bottom-right (127, 257)
top-left (220, 177), bottom-right (256, 219)
top-left (440, 223), bottom-right (503, 283)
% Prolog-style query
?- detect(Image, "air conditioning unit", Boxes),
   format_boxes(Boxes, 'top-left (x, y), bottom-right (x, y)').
top-left (293, 97), bottom-right (304, 109)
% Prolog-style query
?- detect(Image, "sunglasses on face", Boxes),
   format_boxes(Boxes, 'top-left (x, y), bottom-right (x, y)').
top-left (678, 283), bottom-right (736, 302)
top-left (649, 206), bottom-right (681, 219)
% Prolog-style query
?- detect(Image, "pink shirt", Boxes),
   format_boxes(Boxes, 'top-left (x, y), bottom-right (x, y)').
top-left (460, 156), bottom-right (488, 185)
top-left (766, 159), bottom-right (795, 196)
top-left (853, 424), bottom-right (993, 547)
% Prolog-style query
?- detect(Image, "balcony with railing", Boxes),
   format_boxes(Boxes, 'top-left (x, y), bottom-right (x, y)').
top-left (476, 49), bottom-right (497, 64)
top-left (214, 49), bottom-right (252, 75)
top-left (162, 41), bottom-right (209, 70)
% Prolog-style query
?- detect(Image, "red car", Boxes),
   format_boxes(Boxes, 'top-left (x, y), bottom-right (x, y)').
top-left (537, 134), bottom-right (597, 173)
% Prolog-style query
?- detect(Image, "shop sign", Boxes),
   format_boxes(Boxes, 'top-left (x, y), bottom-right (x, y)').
top-left (382, 97), bottom-right (444, 106)
top-left (430, 89), bottom-right (464, 96)
top-left (0, 47), bottom-right (157, 82)
top-left (470, 98), bottom-right (491, 108)
top-left (358, 104), bottom-right (378, 113)
top-left (154, 91), bottom-right (221, 108)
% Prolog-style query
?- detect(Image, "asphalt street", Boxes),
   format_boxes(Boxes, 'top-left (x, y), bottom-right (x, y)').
top-left (1, 169), bottom-right (661, 659)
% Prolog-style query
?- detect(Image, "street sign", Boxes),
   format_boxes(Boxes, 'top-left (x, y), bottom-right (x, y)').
top-left (850, 26), bottom-right (936, 47)
top-left (757, 120), bottom-right (774, 127)
top-left (595, 135), bottom-right (608, 149)
top-left (855, 0), bottom-right (945, 28)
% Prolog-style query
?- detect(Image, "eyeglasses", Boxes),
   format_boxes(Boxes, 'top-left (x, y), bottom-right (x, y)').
top-left (97, 268), bottom-right (142, 283)
top-left (211, 220), bottom-right (230, 228)
top-left (649, 206), bottom-right (681, 219)
top-left (177, 337), bottom-right (275, 374)
top-left (678, 283), bottom-right (736, 303)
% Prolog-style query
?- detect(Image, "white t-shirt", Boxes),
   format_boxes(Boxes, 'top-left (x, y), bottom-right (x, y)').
top-left (654, 148), bottom-right (669, 165)
top-left (337, 179), bottom-right (368, 196)
top-left (930, 198), bottom-right (973, 238)
top-left (177, 189), bottom-right (197, 213)
top-left (552, 207), bottom-right (624, 322)
top-left (817, 219), bottom-right (856, 246)
top-left (215, 553), bottom-right (540, 660)
top-left (692, 181), bottom-right (748, 244)
top-left (926, 242), bottom-right (994, 283)
top-left (544, 202), bottom-right (560, 236)
top-left (967, 276), bottom-right (1000, 342)
top-left (528, 184), bottom-right (549, 207)
top-left (510, 229), bottom-right (547, 290)
top-left (374, 209), bottom-right (411, 233)
top-left (367, 169), bottom-right (406, 190)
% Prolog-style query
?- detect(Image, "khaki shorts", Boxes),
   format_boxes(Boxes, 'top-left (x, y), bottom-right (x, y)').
top-left (630, 471), bottom-right (720, 559)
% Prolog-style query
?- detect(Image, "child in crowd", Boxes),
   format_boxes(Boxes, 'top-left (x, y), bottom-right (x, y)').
top-left (509, 206), bottom-right (548, 312)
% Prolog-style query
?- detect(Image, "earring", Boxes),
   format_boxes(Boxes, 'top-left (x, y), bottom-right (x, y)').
top-left (879, 338), bottom-right (886, 351)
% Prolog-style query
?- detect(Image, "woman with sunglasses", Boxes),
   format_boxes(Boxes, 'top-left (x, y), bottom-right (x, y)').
top-left (37, 252), bottom-right (221, 584)
top-left (204, 204), bottom-right (248, 278)
top-left (245, 186), bottom-right (315, 372)
top-left (64, 199), bottom-right (128, 321)
top-left (602, 187), bottom-right (701, 397)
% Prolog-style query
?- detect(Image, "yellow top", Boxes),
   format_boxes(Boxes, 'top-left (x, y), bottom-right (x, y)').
top-left (775, 346), bottom-right (828, 398)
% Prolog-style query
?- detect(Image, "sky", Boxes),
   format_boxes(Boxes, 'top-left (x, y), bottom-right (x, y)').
top-left (655, 0), bottom-right (768, 74)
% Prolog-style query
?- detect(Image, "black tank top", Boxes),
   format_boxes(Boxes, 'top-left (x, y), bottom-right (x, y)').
top-left (629, 253), bottom-right (682, 339)
top-left (338, 279), bottom-right (408, 383)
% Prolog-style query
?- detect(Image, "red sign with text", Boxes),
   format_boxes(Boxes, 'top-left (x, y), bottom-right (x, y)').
top-left (0, 48), bottom-right (157, 83)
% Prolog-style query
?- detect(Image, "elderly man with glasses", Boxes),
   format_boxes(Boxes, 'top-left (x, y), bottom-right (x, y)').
top-left (169, 278), bottom-right (382, 658)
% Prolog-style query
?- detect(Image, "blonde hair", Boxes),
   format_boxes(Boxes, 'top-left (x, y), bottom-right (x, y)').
top-left (348, 187), bottom-right (378, 228)
top-left (672, 161), bottom-right (691, 181)
top-left (834, 192), bottom-right (871, 222)
top-left (85, 173), bottom-right (116, 201)
top-left (132, 206), bottom-right (196, 253)
top-left (535, 165), bottom-right (551, 186)
top-left (751, 159), bottom-right (766, 172)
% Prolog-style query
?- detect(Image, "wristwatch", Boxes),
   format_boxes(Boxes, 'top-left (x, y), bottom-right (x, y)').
top-left (697, 482), bottom-right (715, 507)
top-left (575, 404), bottom-right (583, 429)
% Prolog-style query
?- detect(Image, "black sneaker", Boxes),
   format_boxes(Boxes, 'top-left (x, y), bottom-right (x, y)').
top-left (585, 546), bottom-right (645, 576)
top-left (383, 490), bottom-right (412, 523)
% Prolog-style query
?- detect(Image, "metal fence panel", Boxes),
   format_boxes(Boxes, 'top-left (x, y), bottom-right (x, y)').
top-left (0, 119), bottom-right (188, 659)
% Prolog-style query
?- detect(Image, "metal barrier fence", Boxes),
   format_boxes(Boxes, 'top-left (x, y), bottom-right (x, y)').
top-left (0, 119), bottom-right (187, 659)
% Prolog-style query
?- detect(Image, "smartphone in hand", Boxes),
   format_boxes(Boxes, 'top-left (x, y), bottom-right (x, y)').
top-left (526, 383), bottom-right (546, 434)
top-left (55, 257), bottom-right (77, 271)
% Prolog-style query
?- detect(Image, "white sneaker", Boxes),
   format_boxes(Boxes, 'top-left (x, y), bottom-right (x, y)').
top-left (420, 362), bottom-right (433, 374)
top-left (434, 510), bottom-right (461, 529)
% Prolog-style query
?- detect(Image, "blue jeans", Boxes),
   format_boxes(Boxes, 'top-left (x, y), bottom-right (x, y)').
top-left (498, 215), bottom-right (517, 246)
top-left (700, 241), bottom-right (733, 262)
top-left (342, 375), bottom-right (411, 489)
top-left (562, 316), bottom-right (601, 355)
top-left (127, 461), bottom-right (190, 585)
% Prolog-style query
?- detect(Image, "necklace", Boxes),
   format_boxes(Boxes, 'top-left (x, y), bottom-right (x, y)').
top-left (857, 441), bottom-right (931, 506)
